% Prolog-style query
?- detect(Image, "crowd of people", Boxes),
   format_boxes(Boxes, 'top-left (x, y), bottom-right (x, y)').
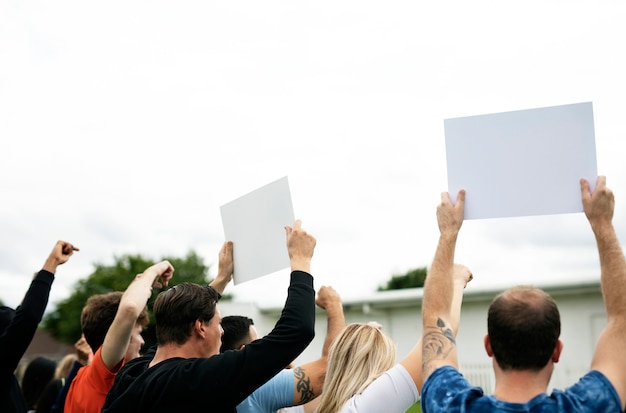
top-left (1, 176), bottom-right (625, 413)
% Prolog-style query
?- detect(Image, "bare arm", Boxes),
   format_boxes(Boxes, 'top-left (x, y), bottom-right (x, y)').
top-left (101, 260), bottom-right (174, 369)
top-left (403, 263), bottom-right (471, 393)
top-left (421, 190), bottom-right (465, 384)
top-left (209, 241), bottom-right (234, 295)
top-left (583, 177), bottom-right (626, 407)
top-left (292, 285), bottom-right (345, 405)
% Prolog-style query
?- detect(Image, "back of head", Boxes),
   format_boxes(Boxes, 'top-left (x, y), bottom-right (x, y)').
top-left (153, 282), bottom-right (219, 346)
top-left (220, 315), bottom-right (255, 352)
top-left (21, 356), bottom-right (57, 410)
top-left (81, 291), bottom-right (150, 353)
top-left (488, 286), bottom-right (561, 371)
top-left (316, 323), bottom-right (396, 413)
top-left (81, 292), bottom-right (123, 353)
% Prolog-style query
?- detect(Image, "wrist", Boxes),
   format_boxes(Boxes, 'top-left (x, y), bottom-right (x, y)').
top-left (290, 257), bottom-right (312, 273)
top-left (42, 258), bottom-right (59, 274)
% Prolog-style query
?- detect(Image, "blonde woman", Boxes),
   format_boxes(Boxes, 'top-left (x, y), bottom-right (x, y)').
top-left (315, 264), bottom-right (472, 413)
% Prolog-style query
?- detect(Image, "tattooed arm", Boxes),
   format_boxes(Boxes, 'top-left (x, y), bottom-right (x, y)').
top-left (421, 190), bottom-right (470, 387)
top-left (291, 285), bottom-right (345, 405)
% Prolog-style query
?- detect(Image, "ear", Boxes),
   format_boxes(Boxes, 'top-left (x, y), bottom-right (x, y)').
top-left (484, 334), bottom-right (493, 357)
top-left (551, 339), bottom-right (563, 363)
top-left (194, 320), bottom-right (205, 338)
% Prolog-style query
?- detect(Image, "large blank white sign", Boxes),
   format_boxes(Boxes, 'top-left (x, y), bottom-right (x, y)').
top-left (220, 176), bottom-right (295, 284)
top-left (444, 102), bottom-right (597, 220)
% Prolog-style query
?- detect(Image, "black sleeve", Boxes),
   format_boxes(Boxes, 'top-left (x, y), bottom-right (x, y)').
top-left (223, 270), bottom-right (316, 404)
top-left (0, 270), bottom-right (54, 384)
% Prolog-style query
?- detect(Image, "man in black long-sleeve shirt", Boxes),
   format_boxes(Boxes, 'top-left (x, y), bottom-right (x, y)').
top-left (102, 220), bottom-right (317, 413)
top-left (0, 240), bottom-right (79, 413)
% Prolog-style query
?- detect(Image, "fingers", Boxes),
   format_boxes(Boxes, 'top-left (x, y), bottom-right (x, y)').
top-left (62, 242), bottom-right (79, 255)
top-left (456, 189), bottom-right (466, 208)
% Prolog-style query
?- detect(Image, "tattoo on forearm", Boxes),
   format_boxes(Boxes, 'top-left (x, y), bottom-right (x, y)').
top-left (294, 367), bottom-right (315, 403)
top-left (422, 317), bottom-right (456, 377)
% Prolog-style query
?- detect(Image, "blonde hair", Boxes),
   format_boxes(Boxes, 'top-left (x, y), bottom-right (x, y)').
top-left (55, 353), bottom-right (78, 379)
top-left (315, 323), bottom-right (396, 413)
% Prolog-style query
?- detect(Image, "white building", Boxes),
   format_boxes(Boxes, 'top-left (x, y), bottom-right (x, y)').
top-left (220, 279), bottom-right (605, 393)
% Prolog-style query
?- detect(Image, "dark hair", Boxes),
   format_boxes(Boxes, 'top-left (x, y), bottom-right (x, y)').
top-left (153, 283), bottom-right (219, 345)
top-left (488, 286), bottom-right (561, 371)
top-left (81, 292), bottom-right (149, 353)
top-left (35, 378), bottom-right (63, 413)
top-left (21, 356), bottom-right (56, 410)
top-left (220, 316), bottom-right (255, 352)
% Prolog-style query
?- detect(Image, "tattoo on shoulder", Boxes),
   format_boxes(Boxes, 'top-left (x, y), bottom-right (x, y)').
top-left (422, 317), bottom-right (456, 377)
top-left (294, 367), bottom-right (315, 403)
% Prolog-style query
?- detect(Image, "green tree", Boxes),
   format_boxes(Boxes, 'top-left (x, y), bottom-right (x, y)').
top-left (378, 267), bottom-right (428, 291)
top-left (43, 250), bottom-right (229, 350)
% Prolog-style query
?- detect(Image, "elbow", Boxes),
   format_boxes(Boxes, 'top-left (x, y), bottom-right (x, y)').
top-left (117, 300), bottom-right (143, 320)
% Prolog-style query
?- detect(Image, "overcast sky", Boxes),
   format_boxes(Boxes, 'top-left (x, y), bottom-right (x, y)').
top-left (1, 1), bottom-right (625, 311)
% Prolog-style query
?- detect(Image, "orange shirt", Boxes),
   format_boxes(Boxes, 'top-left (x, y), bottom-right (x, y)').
top-left (64, 346), bottom-right (124, 413)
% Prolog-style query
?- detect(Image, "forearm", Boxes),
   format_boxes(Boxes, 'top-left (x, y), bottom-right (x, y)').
top-left (593, 222), bottom-right (626, 317)
top-left (423, 233), bottom-right (458, 321)
top-left (209, 273), bottom-right (230, 295)
top-left (322, 303), bottom-right (345, 356)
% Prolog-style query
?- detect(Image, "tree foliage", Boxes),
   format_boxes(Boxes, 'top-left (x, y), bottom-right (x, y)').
top-left (378, 266), bottom-right (428, 291)
top-left (43, 250), bottom-right (228, 350)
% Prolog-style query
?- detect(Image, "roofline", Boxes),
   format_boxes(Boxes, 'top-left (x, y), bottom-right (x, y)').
top-left (259, 278), bottom-right (601, 314)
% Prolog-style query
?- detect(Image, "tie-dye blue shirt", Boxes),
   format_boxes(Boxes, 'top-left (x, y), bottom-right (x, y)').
top-left (421, 366), bottom-right (622, 413)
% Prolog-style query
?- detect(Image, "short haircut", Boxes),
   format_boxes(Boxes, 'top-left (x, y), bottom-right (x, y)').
top-left (81, 291), bottom-right (149, 353)
top-left (153, 283), bottom-right (220, 346)
top-left (488, 286), bottom-right (561, 371)
top-left (220, 315), bottom-right (255, 352)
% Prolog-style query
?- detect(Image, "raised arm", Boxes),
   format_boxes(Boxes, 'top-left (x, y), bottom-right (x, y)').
top-left (0, 240), bottom-right (78, 381)
top-left (583, 176), bottom-right (626, 407)
top-left (101, 260), bottom-right (174, 369)
top-left (421, 190), bottom-right (466, 383)
top-left (292, 285), bottom-right (346, 405)
top-left (403, 263), bottom-right (471, 393)
top-left (209, 241), bottom-right (234, 296)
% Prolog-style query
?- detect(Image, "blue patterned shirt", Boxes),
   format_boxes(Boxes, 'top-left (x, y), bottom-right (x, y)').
top-left (422, 366), bottom-right (622, 412)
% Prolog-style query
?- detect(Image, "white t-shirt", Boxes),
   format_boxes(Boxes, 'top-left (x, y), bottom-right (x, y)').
top-left (339, 364), bottom-right (419, 413)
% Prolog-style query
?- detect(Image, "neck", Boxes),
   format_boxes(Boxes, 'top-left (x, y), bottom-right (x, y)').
top-left (149, 342), bottom-right (201, 368)
top-left (492, 365), bottom-right (552, 403)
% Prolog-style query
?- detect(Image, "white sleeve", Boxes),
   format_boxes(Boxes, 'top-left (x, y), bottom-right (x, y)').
top-left (339, 364), bottom-right (419, 413)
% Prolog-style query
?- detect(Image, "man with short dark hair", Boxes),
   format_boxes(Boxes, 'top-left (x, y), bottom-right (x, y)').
top-left (421, 176), bottom-right (626, 412)
top-left (220, 315), bottom-right (257, 353)
top-left (102, 220), bottom-right (318, 413)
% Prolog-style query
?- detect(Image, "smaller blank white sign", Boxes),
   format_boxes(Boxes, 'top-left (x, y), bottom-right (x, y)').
top-left (220, 176), bottom-right (295, 284)
top-left (444, 102), bottom-right (597, 220)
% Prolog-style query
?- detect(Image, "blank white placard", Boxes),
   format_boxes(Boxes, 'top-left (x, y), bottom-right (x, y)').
top-left (444, 102), bottom-right (597, 220)
top-left (220, 176), bottom-right (295, 284)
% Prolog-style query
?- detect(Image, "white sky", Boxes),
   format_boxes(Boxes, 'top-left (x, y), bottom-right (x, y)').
top-left (1, 1), bottom-right (626, 310)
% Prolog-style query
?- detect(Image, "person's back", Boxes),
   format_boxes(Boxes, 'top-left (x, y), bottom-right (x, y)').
top-left (420, 177), bottom-right (626, 412)
top-left (102, 221), bottom-right (318, 413)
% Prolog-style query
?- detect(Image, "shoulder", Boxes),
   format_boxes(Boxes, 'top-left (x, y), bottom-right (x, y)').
top-left (548, 370), bottom-right (622, 411)
top-left (421, 366), bottom-right (485, 412)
